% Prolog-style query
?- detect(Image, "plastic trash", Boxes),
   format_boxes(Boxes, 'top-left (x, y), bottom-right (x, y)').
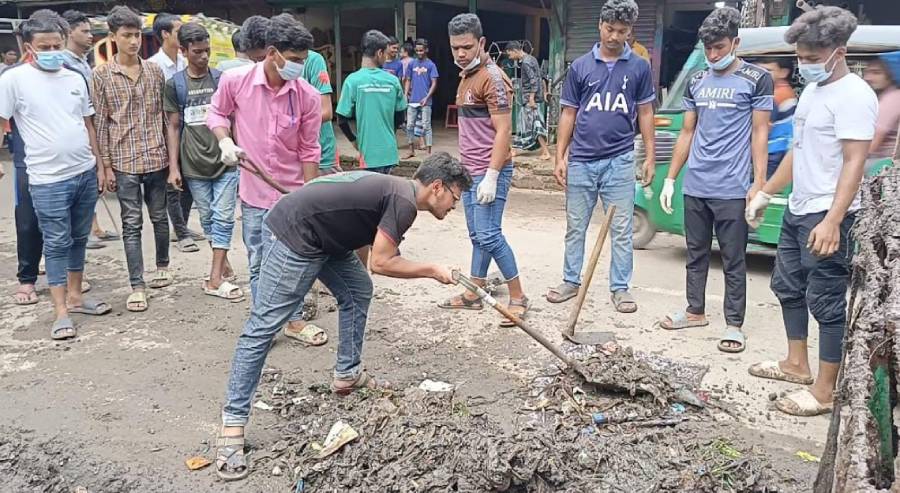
top-left (670, 403), bottom-right (686, 414)
top-left (316, 420), bottom-right (359, 459)
top-left (253, 400), bottom-right (273, 411)
top-left (185, 456), bottom-right (212, 471)
top-left (418, 379), bottom-right (455, 392)
top-left (795, 451), bottom-right (821, 462)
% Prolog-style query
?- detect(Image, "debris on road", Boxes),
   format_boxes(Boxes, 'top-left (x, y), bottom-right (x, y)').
top-left (185, 456), bottom-right (212, 471)
top-left (418, 379), bottom-right (454, 392)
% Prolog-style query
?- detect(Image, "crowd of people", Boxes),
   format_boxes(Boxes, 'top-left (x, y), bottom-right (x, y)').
top-left (0, 0), bottom-right (893, 482)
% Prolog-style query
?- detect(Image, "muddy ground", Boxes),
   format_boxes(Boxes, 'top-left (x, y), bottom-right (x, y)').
top-left (0, 154), bottom-right (824, 492)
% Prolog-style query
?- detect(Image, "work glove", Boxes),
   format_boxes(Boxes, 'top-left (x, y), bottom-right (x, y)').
top-left (659, 178), bottom-right (676, 215)
top-left (744, 191), bottom-right (772, 229)
top-left (477, 168), bottom-right (500, 204)
top-left (219, 137), bottom-right (244, 166)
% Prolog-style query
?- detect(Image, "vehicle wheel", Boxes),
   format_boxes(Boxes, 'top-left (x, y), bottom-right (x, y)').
top-left (632, 208), bottom-right (656, 250)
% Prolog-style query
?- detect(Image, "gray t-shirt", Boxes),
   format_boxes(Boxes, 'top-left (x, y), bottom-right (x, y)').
top-left (682, 61), bottom-right (773, 199)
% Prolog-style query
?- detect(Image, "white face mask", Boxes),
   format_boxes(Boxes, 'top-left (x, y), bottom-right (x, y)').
top-left (798, 48), bottom-right (838, 84)
top-left (455, 55), bottom-right (481, 71)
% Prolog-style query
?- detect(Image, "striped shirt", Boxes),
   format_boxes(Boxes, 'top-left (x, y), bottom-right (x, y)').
top-left (455, 60), bottom-right (513, 176)
top-left (92, 58), bottom-right (168, 175)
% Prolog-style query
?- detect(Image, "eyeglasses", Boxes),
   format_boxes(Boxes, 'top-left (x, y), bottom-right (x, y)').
top-left (444, 185), bottom-right (460, 203)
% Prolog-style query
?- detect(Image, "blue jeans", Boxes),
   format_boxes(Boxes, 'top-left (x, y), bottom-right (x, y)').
top-left (241, 202), bottom-right (304, 322)
top-left (563, 151), bottom-right (636, 292)
top-left (187, 170), bottom-right (238, 250)
top-left (462, 164), bottom-right (519, 280)
top-left (29, 168), bottom-right (98, 287)
top-left (406, 105), bottom-right (433, 146)
top-left (222, 225), bottom-right (373, 426)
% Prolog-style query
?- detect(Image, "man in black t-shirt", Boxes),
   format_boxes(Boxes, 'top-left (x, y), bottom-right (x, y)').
top-left (215, 152), bottom-right (472, 481)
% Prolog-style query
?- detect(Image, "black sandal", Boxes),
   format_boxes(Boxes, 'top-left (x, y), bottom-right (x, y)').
top-left (437, 293), bottom-right (483, 311)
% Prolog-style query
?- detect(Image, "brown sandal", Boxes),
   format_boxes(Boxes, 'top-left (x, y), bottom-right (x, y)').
top-left (215, 434), bottom-right (249, 481)
top-left (332, 371), bottom-right (391, 396)
top-left (437, 293), bottom-right (483, 311)
top-left (500, 296), bottom-right (529, 328)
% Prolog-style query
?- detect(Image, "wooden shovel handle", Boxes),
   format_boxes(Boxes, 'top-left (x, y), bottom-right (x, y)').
top-left (564, 204), bottom-right (617, 337)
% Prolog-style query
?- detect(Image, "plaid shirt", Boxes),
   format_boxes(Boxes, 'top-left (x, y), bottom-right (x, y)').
top-left (92, 58), bottom-right (168, 175)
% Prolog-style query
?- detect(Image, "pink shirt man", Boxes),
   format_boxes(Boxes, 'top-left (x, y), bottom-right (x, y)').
top-left (207, 63), bottom-right (321, 210)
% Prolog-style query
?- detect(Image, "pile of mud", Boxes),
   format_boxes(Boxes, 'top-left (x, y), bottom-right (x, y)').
top-left (252, 346), bottom-right (797, 492)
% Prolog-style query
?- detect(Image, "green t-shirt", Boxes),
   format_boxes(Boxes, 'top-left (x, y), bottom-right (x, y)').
top-left (335, 67), bottom-right (407, 169)
top-left (163, 71), bottom-right (225, 180)
top-left (302, 51), bottom-right (337, 169)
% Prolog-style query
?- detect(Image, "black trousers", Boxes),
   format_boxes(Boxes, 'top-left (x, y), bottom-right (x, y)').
top-left (14, 167), bottom-right (43, 285)
top-left (167, 183), bottom-right (193, 241)
top-left (683, 195), bottom-right (748, 327)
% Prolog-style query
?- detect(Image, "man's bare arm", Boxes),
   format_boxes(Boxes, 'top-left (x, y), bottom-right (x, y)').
top-left (370, 231), bottom-right (452, 283)
top-left (666, 111), bottom-right (697, 179)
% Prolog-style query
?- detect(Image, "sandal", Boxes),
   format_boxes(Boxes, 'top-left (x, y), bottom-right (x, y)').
top-left (95, 230), bottom-right (120, 241)
top-left (283, 322), bottom-right (328, 346)
top-left (748, 360), bottom-right (814, 385)
top-left (81, 279), bottom-right (92, 294)
top-left (611, 290), bottom-right (637, 313)
top-left (438, 293), bottom-right (483, 311)
top-left (659, 311), bottom-right (708, 330)
top-left (50, 317), bottom-right (76, 340)
top-left (85, 235), bottom-right (106, 250)
top-left (499, 296), bottom-right (529, 328)
top-left (176, 238), bottom-right (200, 253)
top-left (68, 299), bottom-right (112, 316)
top-left (332, 371), bottom-right (391, 397)
top-left (126, 291), bottom-right (148, 312)
top-left (148, 270), bottom-right (173, 289)
top-left (546, 282), bottom-right (579, 303)
top-left (203, 281), bottom-right (244, 302)
top-left (13, 284), bottom-right (38, 305)
top-left (215, 434), bottom-right (249, 481)
top-left (718, 326), bottom-right (746, 353)
top-left (775, 389), bottom-right (833, 417)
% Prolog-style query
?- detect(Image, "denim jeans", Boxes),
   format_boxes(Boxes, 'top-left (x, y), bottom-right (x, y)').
top-left (462, 164), bottom-right (519, 280)
top-left (166, 182), bottom-right (193, 241)
top-left (29, 168), bottom-right (98, 287)
top-left (116, 169), bottom-right (170, 288)
top-left (14, 167), bottom-right (43, 285)
top-left (222, 225), bottom-right (373, 426)
top-left (563, 151), bottom-right (636, 292)
top-left (241, 202), bottom-right (304, 322)
top-left (771, 209), bottom-right (855, 363)
top-left (187, 170), bottom-right (238, 250)
top-left (406, 105), bottom-right (433, 146)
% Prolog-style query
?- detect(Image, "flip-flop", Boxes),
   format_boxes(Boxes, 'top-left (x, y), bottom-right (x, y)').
top-left (85, 236), bottom-right (106, 250)
top-left (283, 322), bottom-right (328, 346)
top-left (13, 285), bottom-right (38, 305)
top-left (546, 282), bottom-right (579, 303)
top-left (718, 326), bottom-right (746, 353)
top-left (189, 229), bottom-right (206, 242)
top-left (775, 389), bottom-right (833, 417)
top-left (500, 296), bottom-right (529, 328)
top-left (68, 299), bottom-right (112, 316)
top-left (332, 371), bottom-right (391, 397)
top-left (215, 434), bottom-right (249, 481)
top-left (748, 360), bottom-right (814, 385)
top-left (148, 270), bottom-right (173, 289)
top-left (203, 281), bottom-right (244, 302)
top-left (126, 291), bottom-right (148, 312)
top-left (611, 290), bottom-right (638, 313)
top-left (50, 317), bottom-right (76, 340)
top-left (438, 293), bottom-right (483, 311)
top-left (176, 238), bottom-right (200, 253)
top-left (659, 311), bottom-right (708, 330)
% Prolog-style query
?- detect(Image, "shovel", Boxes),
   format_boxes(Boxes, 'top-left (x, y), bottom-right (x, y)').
top-left (452, 270), bottom-right (590, 379)
top-left (563, 204), bottom-right (618, 345)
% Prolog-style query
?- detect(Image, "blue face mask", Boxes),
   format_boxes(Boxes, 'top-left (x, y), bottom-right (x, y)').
top-left (34, 50), bottom-right (65, 71)
top-left (275, 51), bottom-right (304, 81)
top-left (706, 41), bottom-right (736, 71)
top-left (798, 48), bottom-right (838, 84)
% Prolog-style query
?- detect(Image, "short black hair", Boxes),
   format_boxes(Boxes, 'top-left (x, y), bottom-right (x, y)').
top-left (401, 41), bottom-right (414, 55)
top-left (698, 7), bottom-right (740, 45)
top-left (61, 10), bottom-right (89, 31)
top-left (21, 9), bottom-right (69, 43)
top-left (230, 28), bottom-right (242, 52)
top-left (265, 13), bottom-right (313, 53)
top-left (388, 36), bottom-right (399, 45)
top-left (107, 6), bottom-right (142, 35)
top-left (152, 13), bottom-right (179, 42)
top-left (4, 48), bottom-right (17, 55)
top-left (240, 15), bottom-right (270, 52)
top-left (413, 152), bottom-right (473, 191)
top-left (414, 38), bottom-right (429, 50)
top-left (757, 56), bottom-right (793, 72)
top-left (785, 6), bottom-right (857, 49)
top-left (600, 0), bottom-right (639, 26)
top-left (448, 13), bottom-right (482, 39)
top-left (505, 40), bottom-right (522, 52)
top-left (177, 22), bottom-right (209, 49)
top-left (361, 29), bottom-right (390, 58)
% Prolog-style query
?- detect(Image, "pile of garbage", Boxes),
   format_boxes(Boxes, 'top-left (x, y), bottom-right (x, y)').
top-left (249, 345), bottom-right (800, 492)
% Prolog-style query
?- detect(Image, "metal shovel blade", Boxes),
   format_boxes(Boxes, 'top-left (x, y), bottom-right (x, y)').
top-left (563, 329), bottom-right (618, 346)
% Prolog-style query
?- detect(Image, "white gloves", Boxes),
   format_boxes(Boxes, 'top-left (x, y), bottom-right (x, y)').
top-left (659, 178), bottom-right (675, 215)
top-left (745, 191), bottom-right (772, 228)
top-left (477, 168), bottom-right (500, 204)
top-left (218, 137), bottom-right (244, 166)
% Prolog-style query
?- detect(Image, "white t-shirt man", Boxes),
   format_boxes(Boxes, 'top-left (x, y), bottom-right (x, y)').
top-left (147, 49), bottom-right (186, 81)
top-left (789, 73), bottom-right (878, 215)
top-left (0, 64), bottom-right (96, 185)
